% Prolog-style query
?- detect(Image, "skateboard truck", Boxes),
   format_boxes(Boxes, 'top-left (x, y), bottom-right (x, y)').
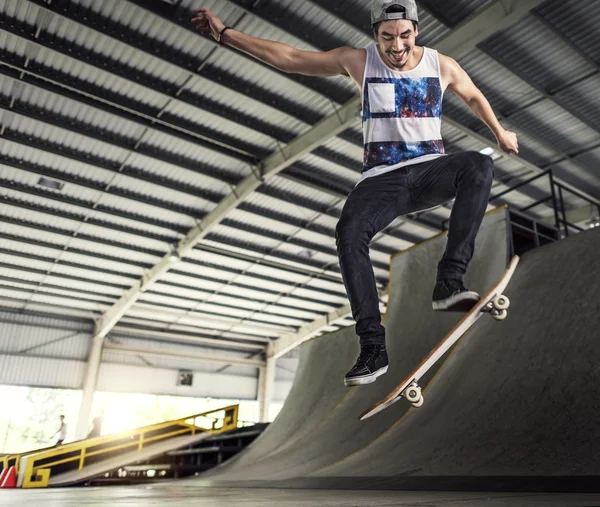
top-left (483, 294), bottom-right (511, 321)
top-left (403, 380), bottom-right (423, 408)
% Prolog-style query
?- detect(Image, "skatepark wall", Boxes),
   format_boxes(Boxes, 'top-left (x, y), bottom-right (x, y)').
top-left (195, 206), bottom-right (513, 485)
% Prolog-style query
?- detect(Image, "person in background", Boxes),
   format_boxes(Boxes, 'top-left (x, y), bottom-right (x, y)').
top-left (51, 415), bottom-right (67, 446)
top-left (87, 412), bottom-right (104, 439)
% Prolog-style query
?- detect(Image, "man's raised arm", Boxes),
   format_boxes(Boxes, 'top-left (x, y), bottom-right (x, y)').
top-left (191, 8), bottom-right (355, 77)
top-left (441, 54), bottom-right (519, 155)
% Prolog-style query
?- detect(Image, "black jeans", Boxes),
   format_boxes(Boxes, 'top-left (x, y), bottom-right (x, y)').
top-left (335, 151), bottom-right (494, 346)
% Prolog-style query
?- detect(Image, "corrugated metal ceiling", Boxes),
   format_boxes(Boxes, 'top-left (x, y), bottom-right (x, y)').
top-left (1, 0), bottom-right (599, 373)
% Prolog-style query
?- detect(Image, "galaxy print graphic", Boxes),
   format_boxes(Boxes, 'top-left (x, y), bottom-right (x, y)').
top-left (362, 76), bottom-right (444, 171)
top-left (363, 140), bottom-right (445, 171)
top-left (362, 77), bottom-right (443, 120)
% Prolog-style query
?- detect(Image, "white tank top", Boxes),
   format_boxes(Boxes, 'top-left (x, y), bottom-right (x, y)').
top-left (359, 44), bottom-right (446, 184)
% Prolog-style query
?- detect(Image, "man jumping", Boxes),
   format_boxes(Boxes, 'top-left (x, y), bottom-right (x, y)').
top-left (192, 0), bottom-right (519, 387)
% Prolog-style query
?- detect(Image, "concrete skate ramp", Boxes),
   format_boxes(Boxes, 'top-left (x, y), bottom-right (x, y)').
top-left (197, 220), bottom-right (600, 493)
top-left (197, 207), bottom-right (512, 482)
top-left (305, 226), bottom-right (600, 491)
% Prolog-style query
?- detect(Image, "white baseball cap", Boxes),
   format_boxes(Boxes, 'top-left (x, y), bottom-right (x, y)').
top-left (371, 0), bottom-right (419, 26)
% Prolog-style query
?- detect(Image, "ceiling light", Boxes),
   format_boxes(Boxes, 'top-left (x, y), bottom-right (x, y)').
top-left (37, 177), bottom-right (64, 191)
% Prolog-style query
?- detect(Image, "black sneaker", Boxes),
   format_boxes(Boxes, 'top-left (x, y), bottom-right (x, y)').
top-left (432, 279), bottom-right (480, 311)
top-left (344, 344), bottom-right (389, 387)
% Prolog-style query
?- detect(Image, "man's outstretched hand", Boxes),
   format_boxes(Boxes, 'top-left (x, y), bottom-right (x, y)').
top-left (496, 129), bottom-right (519, 155)
top-left (191, 8), bottom-right (225, 40)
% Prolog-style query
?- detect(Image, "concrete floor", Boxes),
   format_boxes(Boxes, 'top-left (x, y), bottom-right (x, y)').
top-left (1, 487), bottom-right (600, 507)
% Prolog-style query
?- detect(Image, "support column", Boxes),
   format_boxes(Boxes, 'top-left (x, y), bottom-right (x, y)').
top-left (76, 333), bottom-right (104, 438)
top-left (258, 344), bottom-right (276, 423)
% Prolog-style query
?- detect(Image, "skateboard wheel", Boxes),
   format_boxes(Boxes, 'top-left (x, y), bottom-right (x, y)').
top-left (493, 295), bottom-right (510, 311)
top-left (492, 309), bottom-right (507, 321)
top-left (405, 386), bottom-right (421, 403)
top-left (412, 396), bottom-right (424, 408)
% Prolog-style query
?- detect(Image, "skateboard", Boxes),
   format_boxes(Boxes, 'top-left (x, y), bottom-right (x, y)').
top-left (359, 255), bottom-right (520, 420)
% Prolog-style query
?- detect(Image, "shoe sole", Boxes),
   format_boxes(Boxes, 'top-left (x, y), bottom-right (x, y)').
top-left (344, 365), bottom-right (388, 387)
top-left (432, 290), bottom-right (480, 312)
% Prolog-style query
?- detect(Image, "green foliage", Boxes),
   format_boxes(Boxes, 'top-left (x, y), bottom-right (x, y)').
top-left (0, 386), bottom-right (80, 453)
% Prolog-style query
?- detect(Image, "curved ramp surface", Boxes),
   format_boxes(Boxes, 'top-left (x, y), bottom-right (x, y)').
top-left (197, 213), bottom-right (600, 491)
top-left (305, 227), bottom-right (600, 491)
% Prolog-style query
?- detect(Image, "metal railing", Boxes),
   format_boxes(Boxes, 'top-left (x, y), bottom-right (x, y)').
top-left (8, 404), bottom-right (239, 489)
top-left (490, 169), bottom-right (600, 239)
top-left (439, 169), bottom-right (599, 251)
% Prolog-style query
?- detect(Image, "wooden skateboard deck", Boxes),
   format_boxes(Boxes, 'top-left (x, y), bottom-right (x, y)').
top-left (359, 255), bottom-right (520, 420)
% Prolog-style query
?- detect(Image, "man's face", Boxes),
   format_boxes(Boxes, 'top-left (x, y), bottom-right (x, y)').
top-left (374, 19), bottom-right (418, 70)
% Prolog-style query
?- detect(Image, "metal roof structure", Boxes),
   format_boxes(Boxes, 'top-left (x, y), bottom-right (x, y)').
top-left (1, 0), bottom-right (599, 427)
